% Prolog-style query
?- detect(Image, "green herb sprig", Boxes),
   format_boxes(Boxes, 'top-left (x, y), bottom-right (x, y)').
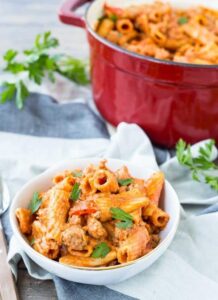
top-left (118, 178), bottom-right (133, 186)
top-left (0, 31), bottom-right (89, 109)
top-left (176, 139), bottom-right (218, 191)
top-left (70, 183), bottom-right (81, 201)
top-left (29, 192), bottom-right (42, 214)
top-left (91, 242), bottom-right (111, 258)
top-left (110, 207), bottom-right (133, 229)
top-left (30, 238), bottom-right (35, 246)
top-left (178, 16), bottom-right (188, 25)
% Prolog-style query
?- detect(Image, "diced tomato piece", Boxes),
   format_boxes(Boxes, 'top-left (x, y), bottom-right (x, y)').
top-left (70, 201), bottom-right (97, 216)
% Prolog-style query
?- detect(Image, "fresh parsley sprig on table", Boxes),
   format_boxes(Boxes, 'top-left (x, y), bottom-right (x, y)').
top-left (110, 207), bottom-right (133, 229)
top-left (0, 31), bottom-right (89, 109)
top-left (176, 139), bottom-right (218, 191)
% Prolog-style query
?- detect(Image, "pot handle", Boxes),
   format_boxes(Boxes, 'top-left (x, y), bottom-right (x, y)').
top-left (58, 0), bottom-right (92, 28)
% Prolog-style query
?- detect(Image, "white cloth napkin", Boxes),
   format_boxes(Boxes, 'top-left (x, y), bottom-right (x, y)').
top-left (3, 122), bottom-right (218, 300)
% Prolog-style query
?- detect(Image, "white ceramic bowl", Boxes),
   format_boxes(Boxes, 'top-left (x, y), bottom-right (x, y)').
top-left (10, 158), bottom-right (180, 285)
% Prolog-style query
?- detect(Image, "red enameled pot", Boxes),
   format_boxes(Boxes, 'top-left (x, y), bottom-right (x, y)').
top-left (59, 0), bottom-right (218, 148)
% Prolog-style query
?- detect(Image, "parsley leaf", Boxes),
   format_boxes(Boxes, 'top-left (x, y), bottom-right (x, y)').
top-left (3, 49), bottom-right (18, 62)
top-left (55, 55), bottom-right (90, 85)
top-left (30, 238), bottom-right (35, 246)
top-left (110, 14), bottom-right (118, 22)
top-left (176, 139), bottom-right (218, 191)
top-left (0, 31), bottom-right (89, 109)
top-left (110, 207), bottom-right (133, 229)
top-left (70, 183), bottom-right (81, 201)
top-left (15, 80), bottom-right (29, 109)
top-left (0, 82), bottom-right (16, 104)
top-left (205, 176), bottom-right (218, 191)
top-left (91, 242), bottom-right (111, 258)
top-left (178, 17), bottom-right (188, 25)
top-left (118, 178), bottom-right (133, 186)
top-left (116, 219), bottom-right (133, 229)
top-left (29, 192), bottom-right (42, 214)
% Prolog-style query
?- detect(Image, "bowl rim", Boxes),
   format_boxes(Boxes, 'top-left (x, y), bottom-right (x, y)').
top-left (10, 157), bottom-right (180, 272)
top-left (85, 1), bottom-right (218, 70)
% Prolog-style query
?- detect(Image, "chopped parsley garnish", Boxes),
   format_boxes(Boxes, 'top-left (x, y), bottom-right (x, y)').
top-left (110, 207), bottom-right (133, 229)
top-left (70, 183), bottom-right (81, 201)
top-left (178, 16), bottom-right (188, 25)
top-left (118, 178), bottom-right (133, 186)
top-left (91, 242), bottom-right (111, 258)
top-left (28, 192), bottom-right (41, 214)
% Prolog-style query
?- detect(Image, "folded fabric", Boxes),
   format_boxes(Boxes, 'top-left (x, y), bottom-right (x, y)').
top-left (2, 122), bottom-right (218, 300)
top-left (0, 91), bottom-right (108, 139)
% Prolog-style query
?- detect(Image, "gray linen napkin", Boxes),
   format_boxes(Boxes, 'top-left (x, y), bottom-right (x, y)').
top-left (0, 93), bottom-right (135, 300)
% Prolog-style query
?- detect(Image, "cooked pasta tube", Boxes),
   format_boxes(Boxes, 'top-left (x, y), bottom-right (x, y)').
top-left (32, 220), bottom-right (46, 240)
top-left (60, 251), bottom-right (117, 267)
top-left (107, 30), bottom-right (121, 43)
top-left (150, 28), bottom-right (166, 46)
top-left (95, 193), bottom-right (149, 222)
top-left (54, 176), bottom-right (75, 193)
top-left (118, 30), bottom-right (138, 46)
top-left (130, 209), bottom-right (142, 225)
top-left (142, 203), bottom-right (169, 229)
top-left (80, 176), bottom-right (96, 195)
top-left (33, 237), bottom-right (59, 259)
top-left (116, 19), bottom-right (134, 35)
top-left (92, 169), bottom-right (119, 193)
top-left (165, 39), bottom-right (187, 51)
top-left (117, 226), bottom-right (150, 263)
top-left (145, 171), bottom-right (164, 205)
top-left (136, 14), bottom-right (149, 32)
top-left (97, 19), bottom-right (114, 38)
top-left (66, 239), bottom-right (98, 257)
top-left (47, 189), bottom-right (70, 243)
top-left (16, 208), bottom-right (33, 234)
top-left (53, 170), bottom-right (72, 184)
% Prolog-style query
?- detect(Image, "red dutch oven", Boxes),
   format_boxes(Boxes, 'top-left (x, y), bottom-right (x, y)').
top-left (59, 0), bottom-right (218, 148)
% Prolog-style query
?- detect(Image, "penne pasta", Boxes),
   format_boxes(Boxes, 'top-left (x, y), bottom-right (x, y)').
top-left (117, 226), bottom-right (150, 263)
top-left (60, 251), bottom-right (117, 267)
top-left (142, 203), bottom-right (169, 229)
top-left (96, 1), bottom-right (218, 64)
top-left (16, 208), bottom-right (33, 234)
top-left (47, 189), bottom-right (70, 243)
top-left (94, 192), bottom-right (149, 222)
top-left (145, 171), bottom-right (165, 206)
top-left (16, 160), bottom-right (169, 268)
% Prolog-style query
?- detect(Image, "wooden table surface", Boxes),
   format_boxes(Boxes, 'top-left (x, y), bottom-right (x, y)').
top-left (0, 0), bottom-right (89, 299)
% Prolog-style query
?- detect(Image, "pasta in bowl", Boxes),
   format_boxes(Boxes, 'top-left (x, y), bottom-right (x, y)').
top-left (96, 1), bottom-right (218, 65)
top-left (10, 158), bottom-right (180, 284)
